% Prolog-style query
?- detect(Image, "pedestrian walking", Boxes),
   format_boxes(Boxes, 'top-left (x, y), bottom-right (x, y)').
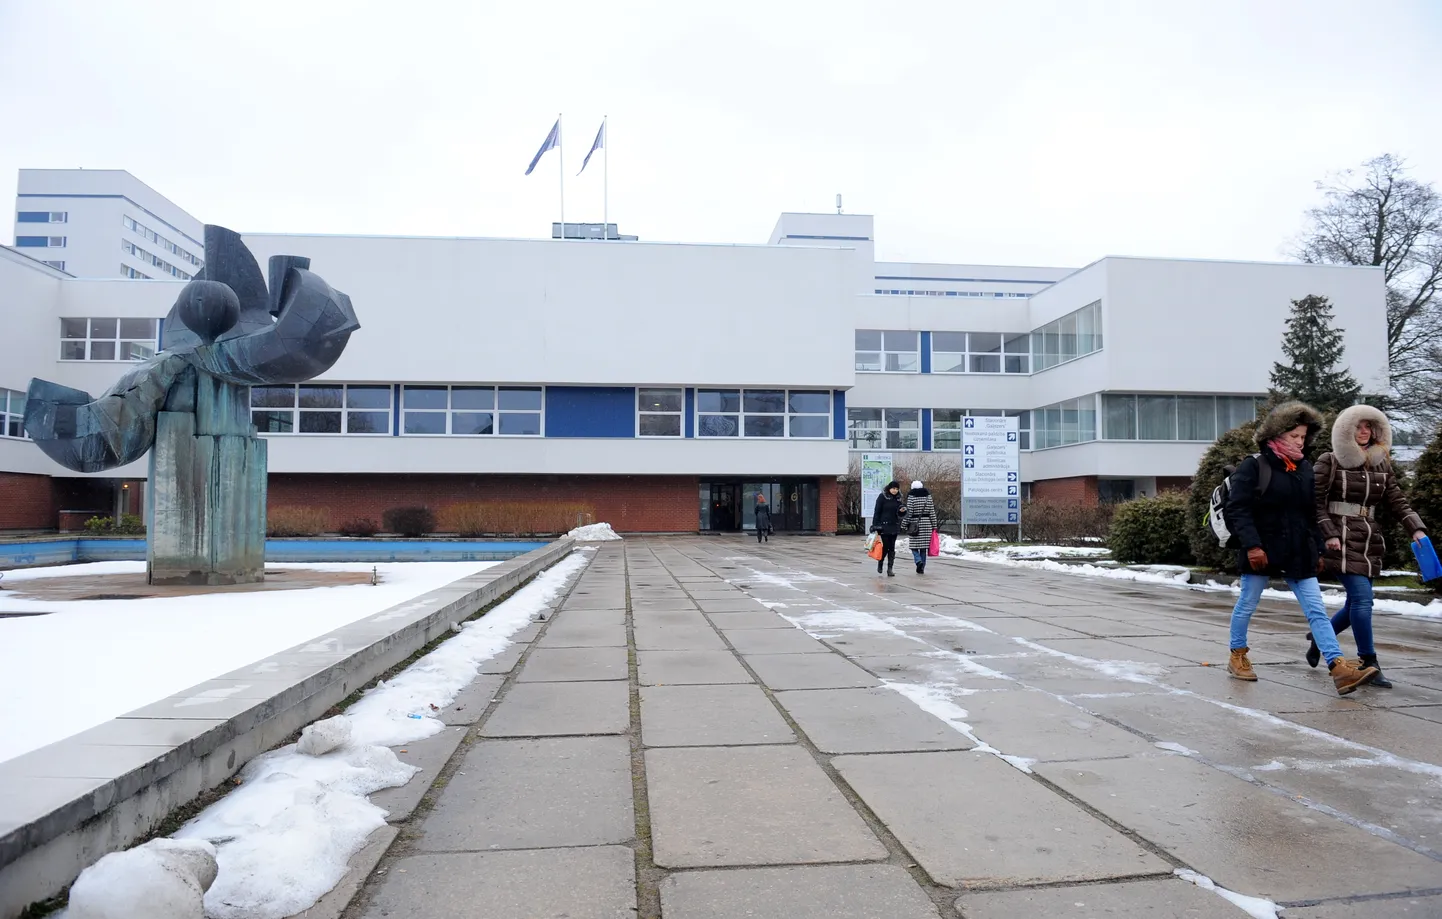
top-left (754, 493), bottom-right (774, 544)
top-left (905, 480), bottom-right (938, 575)
top-left (1310, 405), bottom-right (1427, 688)
top-left (1224, 401), bottom-right (1377, 695)
top-left (870, 481), bottom-right (905, 576)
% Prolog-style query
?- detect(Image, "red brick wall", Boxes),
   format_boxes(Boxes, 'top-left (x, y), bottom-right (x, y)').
top-left (818, 477), bottom-right (838, 533)
top-left (1030, 476), bottom-right (1100, 506)
top-left (0, 473), bottom-right (58, 530)
top-left (268, 474), bottom-right (702, 534)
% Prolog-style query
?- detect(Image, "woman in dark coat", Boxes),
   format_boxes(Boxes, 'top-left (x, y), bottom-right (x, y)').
top-left (1310, 405), bottom-right (1427, 687)
top-left (1224, 401), bottom-right (1377, 695)
top-left (870, 481), bottom-right (905, 576)
top-left (754, 494), bottom-right (773, 544)
top-left (905, 480), bottom-right (938, 575)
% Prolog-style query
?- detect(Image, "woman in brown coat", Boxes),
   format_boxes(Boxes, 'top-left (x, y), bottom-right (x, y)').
top-left (1310, 405), bottom-right (1427, 687)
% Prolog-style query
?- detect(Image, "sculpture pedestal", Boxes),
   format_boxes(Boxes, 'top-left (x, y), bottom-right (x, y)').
top-left (147, 373), bottom-right (266, 585)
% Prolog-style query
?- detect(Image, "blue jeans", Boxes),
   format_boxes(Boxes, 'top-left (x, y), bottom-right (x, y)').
top-left (1330, 574), bottom-right (1375, 657)
top-left (1230, 574), bottom-right (1342, 662)
top-left (912, 547), bottom-right (926, 566)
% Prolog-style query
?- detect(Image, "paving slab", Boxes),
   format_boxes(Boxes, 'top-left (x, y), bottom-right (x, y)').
top-left (806, 631), bottom-right (933, 656)
top-left (634, 622), bottom-right (728, 650)
top-left (481, 680), bottom-right (630, 736)
top-left (1034, 615), bottom-right (1174, 637)
top-left (1035, 754), bottom-right (1442, 901)
top-left (515, 646), bottom-right (629, 682)
top-left (477, 644), bottom-right (525, 674)
top-left (358, 846), bottom-right (636, 919)
top-left (370, 727), bottom-right (469, 822)
top-left (954, 688), bottom-right (1159, 762)
top-left (1036, 637), bottom-right (1197, 667)
top-left (631, 607), bottom-right (710, 625)
top-left (833, 751), bottom-right (1168, 887)
top-left (697, 598), bottom-right (769, 612)
top-left (646, 745), bottom-right (886, 867)
top-left (1285, 708), bottom-right (1442, 766)
top-left (956, 878), bottom-right (1240, 918)
top-left (637, 650), bottom-right (753, 685)
top-left (721, 627), bottom-right (830, 655)
top-left (1124, 634), bottom-right (1294, 665)
top-left (744, 653), bottom-right (881, 690)
top-left (660, 864), bottom-right (940, 919)
top-left (704, 610), bottom-right (795, 629)
top-left (968, 616), bottom-right (1092, 639)
top-left (1393, 704), bottom-right (1442, 725)
top-left (417, 736), bottom-right (633, 851)
top-left (439, 674), bottom-right (503, 725)
top-left (640, 684), bottom-right (795, 747)
top-left (850, 654), bottom-right (1003, 688)
top-left (1285, 893), bottom-right (1442, 918)
top-left (775, 687), bottom-right (973, 754)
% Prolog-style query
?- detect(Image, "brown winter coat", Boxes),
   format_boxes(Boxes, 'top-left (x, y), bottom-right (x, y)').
top-left (1314, 405), bottom-right (1426, 578)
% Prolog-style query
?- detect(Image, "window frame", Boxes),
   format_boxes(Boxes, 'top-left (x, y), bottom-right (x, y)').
top-left (1, 389), bottom-right (29, 439)
top-left (395, 384), bottom-right (543, 437)
top-left (930, 331), bottom-right (1030, 375)
top-left (932, 408), bottom-right (1032, 451)
top-left (1031, 301), bottom-right (1103, 373)
top-left (59, 317), bottom-right (159, 362)
top-left (637, 387), bottom-right (684, 438)
top-left (250, 383), bottom-right (395, 435)
top-left (699, 389), bottom-right (833, 439)
top-left (855, 329), bottom-right (920, 373)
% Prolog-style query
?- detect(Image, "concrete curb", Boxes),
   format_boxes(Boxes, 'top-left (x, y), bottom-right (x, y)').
top-left (0, 538), bottom-right (576, 919)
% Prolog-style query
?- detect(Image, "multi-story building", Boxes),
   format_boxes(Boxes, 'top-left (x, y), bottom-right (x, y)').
top-left (0, 172), bottom-right (1389, 533)
top-left (11, 169), bottom-right (204, 281)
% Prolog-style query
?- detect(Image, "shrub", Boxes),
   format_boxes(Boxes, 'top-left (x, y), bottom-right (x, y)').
top-left (1412, 427), bottom-right (1442, 548)
top-left (1108, 494), bottom-right (1194, 565)
top-left (441, 502), bottom-right (593, 536)
top-left (83, 514), bottom-right (146, 535)
top-left (383, 506), bottom-right (436, 537)
top-left (267, 506), bottom-right (329, 537)
top-left (337, 518), bottom-right (380, 538)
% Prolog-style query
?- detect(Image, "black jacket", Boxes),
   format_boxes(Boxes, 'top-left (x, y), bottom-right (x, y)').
top-left (871, 484), bottom-right (905, 535)
top-left (755, 501), bottom-right (773, 529)
top-left (1226, 447), bottom-right (1323, 579)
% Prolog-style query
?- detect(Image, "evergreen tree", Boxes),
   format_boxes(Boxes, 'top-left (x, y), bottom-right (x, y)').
top-left (1412, 428), bottom-right (1442, 546)
top-left (1269, 294), bottom-right (1362, 414)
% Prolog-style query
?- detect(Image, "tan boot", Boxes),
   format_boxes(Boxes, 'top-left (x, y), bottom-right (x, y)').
top-left (1329, 657), bottom-right (1379, 696)
top-left (1227, 648), bottom-right (1257, 681)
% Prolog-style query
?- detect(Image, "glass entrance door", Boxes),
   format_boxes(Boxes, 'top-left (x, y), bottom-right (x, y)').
top-left (701, 480), bottom-right (820, 532)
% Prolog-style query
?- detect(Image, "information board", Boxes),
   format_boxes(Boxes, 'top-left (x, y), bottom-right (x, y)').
top-left (860, 453), bottom-right (894, 524)
top-left (961, 417), bottom-right (1021, 525)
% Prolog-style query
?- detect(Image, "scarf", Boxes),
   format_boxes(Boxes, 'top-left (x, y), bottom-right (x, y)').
top-left (1267, 437), bottom-right (1303, 472)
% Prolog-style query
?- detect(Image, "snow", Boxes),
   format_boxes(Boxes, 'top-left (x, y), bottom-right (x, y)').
top-left (163, 550), bottom-right (593, 919)
top-left (0, 561), bottom-right (499, 765)
top-left (65, 837), bottom-right (218, 919)
top-left (1174, 869), bottom-right (1279, 919)
top-left (565, 522), bottom-right (621, 541)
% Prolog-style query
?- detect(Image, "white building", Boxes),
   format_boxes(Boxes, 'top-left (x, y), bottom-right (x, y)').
top-left (11, 169), bottom-right (204, 281)
top-left (0, 171), bottom-right (1389, 533)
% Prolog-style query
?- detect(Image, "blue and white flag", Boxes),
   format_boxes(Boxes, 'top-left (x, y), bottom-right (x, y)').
top-left (577, 120), bottom-right (605, 175)
top-left (525, 119), bottom-right (560, 175)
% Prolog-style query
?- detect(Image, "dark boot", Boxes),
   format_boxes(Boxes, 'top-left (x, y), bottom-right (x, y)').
top-left (877, 559), bottom-right (884, 574)
top-left (1305, 632), bottom-right (1321, 669)
top-left (886, 566), bottom-right (895, 577)
top-left (1359, 655), bottom-right (1392, 689)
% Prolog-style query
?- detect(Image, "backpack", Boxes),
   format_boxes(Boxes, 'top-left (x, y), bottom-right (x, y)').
top-left (1206, 454), bottom-right (1272, 547)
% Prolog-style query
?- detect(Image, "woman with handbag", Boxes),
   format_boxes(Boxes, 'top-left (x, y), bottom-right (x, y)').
top-left (1309, 405), bottom-right (1427, 688)
top-left (870, 481), bottom-right (905, 576)
top-left (905, 480), bottom-right (938, 575)
top-left (754, 493), bottom-right (774, 544)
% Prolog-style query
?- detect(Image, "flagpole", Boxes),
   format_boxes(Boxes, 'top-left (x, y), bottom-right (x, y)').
top-left (603, 115), bottom-right (609, 239)
top-left (557, 113), bottom-right (565, 240)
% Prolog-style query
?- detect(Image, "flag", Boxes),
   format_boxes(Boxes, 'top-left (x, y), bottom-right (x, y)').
top-left (577, 120), bottom-right (605, 175)
top-left (525, 119), bottom-right (560, 175)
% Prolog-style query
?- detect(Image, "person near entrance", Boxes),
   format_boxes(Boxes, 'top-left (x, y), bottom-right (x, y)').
top-left (870, 481), bottom-right (906, 576)
top-left (754, 493), bottom-right (774, 543)
top-left (906, 480), bottom-right (938, 575)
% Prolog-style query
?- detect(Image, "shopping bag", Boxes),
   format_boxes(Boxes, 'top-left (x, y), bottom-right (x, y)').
top-left (864, 532), bottom-right (878, 552)
top-left (868, 538), bottom-right (885, 562)
top-left (928, 530), bottom-right (941, 557)
top-left (1413, 535), bottom-right (1442, 583)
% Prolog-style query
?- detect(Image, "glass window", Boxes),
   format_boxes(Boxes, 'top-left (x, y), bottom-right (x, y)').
top-left (1138, 395), bottom-right (1177, 440)
top-left (885, 408), bottom-right (920, 450)
top-left (933, 409), bottom-right (964, 450)
top-left (1218, 396), bottom-right (1259, 432)
top-left (451, 387), bottom-right (494, 410)
top-left (639, 387), bottom-right (684, 438)
top-left (1103, 394), bottom-right (1137, 440)
top-left (789, 415), bottom-right (829, 438)
top-left (404, 411), bottom-right (447, 434)
top-left (299, 411), bottom-right (341, 433)
top-left (252, 385), bottom-right (296, 408)
top-left (1006, 409), bottom-right (1032, 451)
top-left (788, 391), bottom-right (829, 414)
top-left (253, 384), bottom-right (389, 434)
top-left (1031, 301), bottom-right (1103, 374)
top-left (744, 390), bottom-right (786, 414)
top-left (453, 412), bottom-right (494, 435)
top-left (1, 389), bottom-right (29, 438)
top-left (405, 386), bottom-right (449, 410)
top-left (299, 385), bottom-right (343, 409)
top-left (847, 408), bottom-right (883, 449)
top-left (498, 412), bottom-right (541, 435)
top-left (1177, 396), bottom-right (1217, 441)
top-left (347, 411), bottom-right (390, 433)
top-left (346, 386), bottom-right (392, 409)
top-left (931, 332), bottom-right (967, 374)
top-left (698, 389), bottom-right (740, 413)
top-left (744, 415), bottom-right (785, 437)
top-left (784, 390), bottom-right (830, 438)
top-left (60, 317), bottom-right (159, 361)
top-left (1033, 396), bottom-right (1099, 449)
top-left (498, 387), bottom-right (543, 411)
top-left (858, 329), bottom-right (919, 372)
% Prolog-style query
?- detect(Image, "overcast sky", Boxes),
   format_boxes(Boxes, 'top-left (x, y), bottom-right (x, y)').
top-left (2, 1), bottom-right (1439, 267)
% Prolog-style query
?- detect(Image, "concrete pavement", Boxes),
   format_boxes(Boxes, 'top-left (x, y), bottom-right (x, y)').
top-left (347, 537), bottom-right (1442, 918)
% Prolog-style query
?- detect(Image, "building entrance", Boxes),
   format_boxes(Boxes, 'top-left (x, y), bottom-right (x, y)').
top-left (700, 480), bottom-right (819, 532)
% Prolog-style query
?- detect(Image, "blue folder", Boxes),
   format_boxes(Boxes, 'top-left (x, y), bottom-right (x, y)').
top-left (1412, 535), bottom-right (1442, 583)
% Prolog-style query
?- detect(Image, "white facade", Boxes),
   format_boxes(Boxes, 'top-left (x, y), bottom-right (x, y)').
top-left (1, 172), bottom-right (1391, 516)
top-left (12, 169), bottom-right (203, 281)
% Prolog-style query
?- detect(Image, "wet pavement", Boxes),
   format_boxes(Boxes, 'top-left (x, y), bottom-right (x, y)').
top-left (350, 536), bottom-right (1442, 918)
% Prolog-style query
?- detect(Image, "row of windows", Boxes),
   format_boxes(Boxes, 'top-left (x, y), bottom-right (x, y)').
top-left (123, 216), bottom-right (202, 267)
top-left (121, 265), bottom-right (151, 279)
top-left (17, 211), bottom-right (67, 223)
top-left (1, 389), bottom-right (27, 439)
top-left (1033, 301), bottom-right (1102, 372)
top-left (60, 317), bottom-right (159, 361)
top-left (696, 389), bottom-right (832, 438)
top-left (43, 260), bottom-right (65, 271)
top-left (847, 408), bottom-right (1033, 451)
top-left (1030, 393), bottom-right (1266, 450)
top-left (855, 330), bottom-right (1032, 375)
top-left (122, 240), bottom-right (194, 280)
top-left (873, 289), bottom-right (1033, 299)
top-left (16, 236), bottom-right (65, 248)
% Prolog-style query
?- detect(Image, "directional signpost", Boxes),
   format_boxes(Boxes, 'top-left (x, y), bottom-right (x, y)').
top-left (961, 416), bottom-right (1021, 538)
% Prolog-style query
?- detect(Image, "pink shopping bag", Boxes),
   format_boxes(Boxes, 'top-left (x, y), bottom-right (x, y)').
top-left (928, 530), bottom-right (941, 557)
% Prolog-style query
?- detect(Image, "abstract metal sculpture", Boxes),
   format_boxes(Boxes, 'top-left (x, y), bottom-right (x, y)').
top-left (24, 226), bottom-right (359, 584)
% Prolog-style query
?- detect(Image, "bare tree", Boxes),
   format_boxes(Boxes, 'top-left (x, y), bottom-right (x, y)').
top-left (1294, 154), bottom-right (1442, 428)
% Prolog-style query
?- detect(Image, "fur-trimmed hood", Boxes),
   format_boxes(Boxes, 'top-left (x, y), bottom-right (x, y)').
top-left (1254, 401), bottom-right (1324, 449)
top-left (1331, 404), bottom-right (1393, 469)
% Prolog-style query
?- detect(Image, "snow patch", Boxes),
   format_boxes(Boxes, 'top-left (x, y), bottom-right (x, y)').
top-left (1154, 741), bottom-right (1197, 756)
top-left (67, 838), bottom-right (218, 919)
top-left (565, 522), bottom-right (621, 541)
top-left (883, 680), bottom-right (1034, 772)
top-left (1174, 869), bottom-right (1279, 919)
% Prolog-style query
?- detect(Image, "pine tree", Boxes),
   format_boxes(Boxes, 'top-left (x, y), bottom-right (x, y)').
top-left (1412, 428), bottom-right (1442, 544)
top-left (1269, 294), bottom-right (1362, 415)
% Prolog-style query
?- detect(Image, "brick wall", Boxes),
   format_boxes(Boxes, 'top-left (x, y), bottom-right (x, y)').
top-left (818, 476), bottom-right (838, 533)
top-left (268, 474), bottom-right (703, 534)
top-left (1030, 475), bottom-right (1100, 506)
top-left (1156, 476), bottom-right (1193, 495)
top-left (0, 473), bottom-right (57, 530)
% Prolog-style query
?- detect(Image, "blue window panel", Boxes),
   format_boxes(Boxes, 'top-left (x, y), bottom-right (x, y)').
top-left (15, 236), bottom-right (47, 247)
top-left (392, 384), bottom-right (402, 436)
top-left (16, 212), bottom-right (49, 223)
top-left (920, 331), bottom-right (932, 374)
top-left (685, 388), bottom-right (696, 438)
top-left (922, 409), bottom-right (933, 451)
top-left (544, 386), bottom-right (635, 438)
top-left (832, 390), bottom-right (847, 440)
